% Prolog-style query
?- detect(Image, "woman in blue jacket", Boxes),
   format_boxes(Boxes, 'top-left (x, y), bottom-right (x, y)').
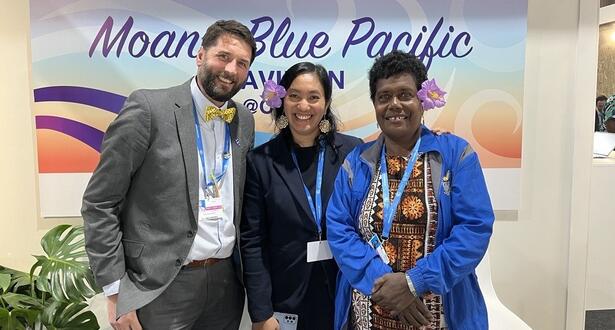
top-left (326, 51), bottom-right (495, 330)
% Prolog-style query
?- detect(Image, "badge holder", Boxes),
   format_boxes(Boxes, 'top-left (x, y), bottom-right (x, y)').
top-left (201, 176), bottom-right (223, 220)
top-left (307, 240), bottom-right (332, 262)
top-left (369, 234), bottom-right (390, 264)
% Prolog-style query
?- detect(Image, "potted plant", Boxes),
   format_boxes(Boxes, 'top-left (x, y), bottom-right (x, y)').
top-left (0, 224), bottom-right (101, 329)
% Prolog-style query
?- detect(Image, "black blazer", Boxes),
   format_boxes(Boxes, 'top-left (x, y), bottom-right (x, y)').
top-left (240, 132), bottom-right (362, 323)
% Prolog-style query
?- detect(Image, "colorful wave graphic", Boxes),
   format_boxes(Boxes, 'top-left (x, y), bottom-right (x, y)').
top-left (31, 0), bottom-right (527, 173)
top-left (34, 86), bottom-right (125, 172)
top-left (33, 85), bottom-right (387, 172)
top-left (34, 84), bottom-right (523, 173)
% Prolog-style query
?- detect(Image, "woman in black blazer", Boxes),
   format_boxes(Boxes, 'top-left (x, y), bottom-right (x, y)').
top-left (241, 62), bottom-right (362, 330)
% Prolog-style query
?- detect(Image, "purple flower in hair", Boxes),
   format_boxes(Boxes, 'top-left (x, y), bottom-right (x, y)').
top-left (260, 80), bottom-right (287, 108)
top-left (417, 78), bottom-right (447, 110)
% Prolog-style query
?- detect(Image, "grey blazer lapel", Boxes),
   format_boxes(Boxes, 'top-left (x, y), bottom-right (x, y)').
top-left (173, 81), bottom-right (199, 227)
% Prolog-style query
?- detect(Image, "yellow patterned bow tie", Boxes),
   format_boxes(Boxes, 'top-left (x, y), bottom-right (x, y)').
top-left (204, 105), bottom-right (236, 123)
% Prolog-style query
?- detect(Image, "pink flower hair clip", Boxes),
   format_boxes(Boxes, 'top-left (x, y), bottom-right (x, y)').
top-left (260, 80), bottom-right (287, 108)
top-left (417, 78), bottom-right (447, 110)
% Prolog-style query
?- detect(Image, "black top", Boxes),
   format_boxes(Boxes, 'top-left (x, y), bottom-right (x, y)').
top-left (241, 133), bottom-right (362, 330)
top-left (293, 145), bottom-right (318, 200)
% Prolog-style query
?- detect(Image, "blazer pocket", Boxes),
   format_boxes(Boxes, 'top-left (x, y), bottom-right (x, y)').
top-left (122, 239), bottom-right (144, 258)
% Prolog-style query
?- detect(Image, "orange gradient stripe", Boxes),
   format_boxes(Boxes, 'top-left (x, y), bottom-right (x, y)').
top-left (37, 129), bottom-right (100, 173)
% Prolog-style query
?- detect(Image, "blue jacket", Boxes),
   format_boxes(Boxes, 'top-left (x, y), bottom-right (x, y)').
top-left (326, 126), bottom-right (494, 330)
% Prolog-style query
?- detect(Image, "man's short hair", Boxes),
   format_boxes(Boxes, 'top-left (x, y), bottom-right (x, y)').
top-left (596, 95), bottom-right (607, 104)
top-left (201, 20), bottom-right (257, 64)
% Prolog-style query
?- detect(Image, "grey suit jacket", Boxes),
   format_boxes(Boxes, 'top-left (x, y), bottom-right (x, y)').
top-left (81, 79), bottom-right (254, 317)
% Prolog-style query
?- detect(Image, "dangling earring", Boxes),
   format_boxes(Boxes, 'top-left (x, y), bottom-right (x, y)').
top-left (276, 114), bottom-right (289, 130)
top-left (319, 118), bottom-right (331, 134)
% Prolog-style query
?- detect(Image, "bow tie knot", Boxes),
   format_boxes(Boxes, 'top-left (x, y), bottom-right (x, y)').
top-left (204, 105), bottom-right (236, 123)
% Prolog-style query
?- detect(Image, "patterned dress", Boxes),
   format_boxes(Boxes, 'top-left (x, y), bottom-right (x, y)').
top-left (350, 154), bottom-right (447, 330)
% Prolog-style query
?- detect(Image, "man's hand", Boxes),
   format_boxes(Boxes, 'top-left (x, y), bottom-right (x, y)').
top-left (252, 316), bottom-right (280, 330)
top-left (371, 273), bottom-right (432, 327)
top-left (107, 295), bottom-right (142, 330)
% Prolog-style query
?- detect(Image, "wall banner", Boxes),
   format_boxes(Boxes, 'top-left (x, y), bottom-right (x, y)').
top-left (30, 0), bottom-right (527, 216)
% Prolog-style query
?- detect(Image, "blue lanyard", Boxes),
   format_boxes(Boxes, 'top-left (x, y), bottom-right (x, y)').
top-left (192, 105), bottom-right (230, 205)
top-left (380, 136), bottom-right (421, 240)
top-left (290, 143), bottom-right (325, 236)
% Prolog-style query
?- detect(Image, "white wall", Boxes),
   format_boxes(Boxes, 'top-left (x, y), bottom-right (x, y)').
top-left (488, 1), bottom-right (598, 329)
top-left (0, 0), bottom-right (42, 270)
top-left (0, 1), bottom-right (599, 330)
top-left (584, 3), bottom-right (615, 313)
top-left (0, 1), bottom-right (80, 270)
top-left (586, 160), bottom-right (615, 311)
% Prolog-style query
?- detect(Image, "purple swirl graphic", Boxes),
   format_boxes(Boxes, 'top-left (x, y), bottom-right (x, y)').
top-left (33, 86), bottom-right (126, 151)
top-left (35, 116), bottom-right (104, 152)
top-left (34, 86), bottom-right (126, 114)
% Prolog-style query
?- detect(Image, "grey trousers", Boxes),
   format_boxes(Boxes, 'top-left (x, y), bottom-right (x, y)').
top-left (137, 258), bottom-right (244, 330)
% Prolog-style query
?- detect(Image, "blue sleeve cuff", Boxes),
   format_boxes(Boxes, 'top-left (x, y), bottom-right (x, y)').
top-left (407, 266), bottom-right (427, 296)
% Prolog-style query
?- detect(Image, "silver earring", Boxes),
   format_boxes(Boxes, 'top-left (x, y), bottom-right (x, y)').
top-left (319, 118), bottom-right (331, 134)
top-left (276, 114), bottom-right (289, 130)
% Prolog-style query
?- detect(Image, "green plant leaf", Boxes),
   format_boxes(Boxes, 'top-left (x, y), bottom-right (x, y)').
top-left (0, 308), bottom-right (8, 329)
top-left (0, 307), bottom-right (38, 330)
top-left (9, 308), bottom-right (38, 329)
top-left (41, 301), bottom-right (100, 330)
top-left (0, 273), bottom-right (10, 293)
top-left (0, 308), bottom-right (16, 330)
top-left (0, 268), bottom-right (36, 294)
top-left (30, 225), bottom-right (101, 302)
top-left (1, 292), bottom-right (43, 310)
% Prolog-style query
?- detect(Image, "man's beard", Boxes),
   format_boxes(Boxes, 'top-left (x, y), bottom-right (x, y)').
top-left (199, 66), bottom-right (243, 103)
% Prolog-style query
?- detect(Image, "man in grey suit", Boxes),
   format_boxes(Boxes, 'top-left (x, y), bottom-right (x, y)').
top-left (82, 20), bottom-right (256, 330)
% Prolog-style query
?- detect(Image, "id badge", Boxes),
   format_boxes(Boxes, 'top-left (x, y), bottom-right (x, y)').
top-left (307, 240), bottom-right (333, 262)
top-left (368, 234), bottom-right (390, 264)
top-left (201, 197), bottom-right (223, 220)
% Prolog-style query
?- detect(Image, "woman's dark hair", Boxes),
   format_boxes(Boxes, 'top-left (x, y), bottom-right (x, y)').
top-left (273, 62), bottom-right (339, 148)
top-left (368, 50), bottom-right (428, 101)
top-left (201, 20), bottom-right (257, 64)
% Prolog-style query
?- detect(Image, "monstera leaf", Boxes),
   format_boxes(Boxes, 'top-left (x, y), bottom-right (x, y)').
top-left (1, 292), bottom-right (43, 310)
top-left (0, 270), bottom-right (42, 329)
top-left (0, 268), bottom-right (36, 295)
top-left (0, 293), bottom-right (41, 330)
top-left (40, 301), bottom-right (99, 330)
top-left (30, 225), bottom-right (100, 302)
top-left (0, 308), bottom-right (39, 330)
top-left (0, 273), bottom-right (9, 292)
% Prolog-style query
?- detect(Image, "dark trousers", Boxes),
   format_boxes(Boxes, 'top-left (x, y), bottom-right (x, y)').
top-left (137, 258), bottom-right (244, 330)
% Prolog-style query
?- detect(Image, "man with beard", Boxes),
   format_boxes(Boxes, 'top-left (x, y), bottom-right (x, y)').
top-left (82, 20), bottom-right (256, 330)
